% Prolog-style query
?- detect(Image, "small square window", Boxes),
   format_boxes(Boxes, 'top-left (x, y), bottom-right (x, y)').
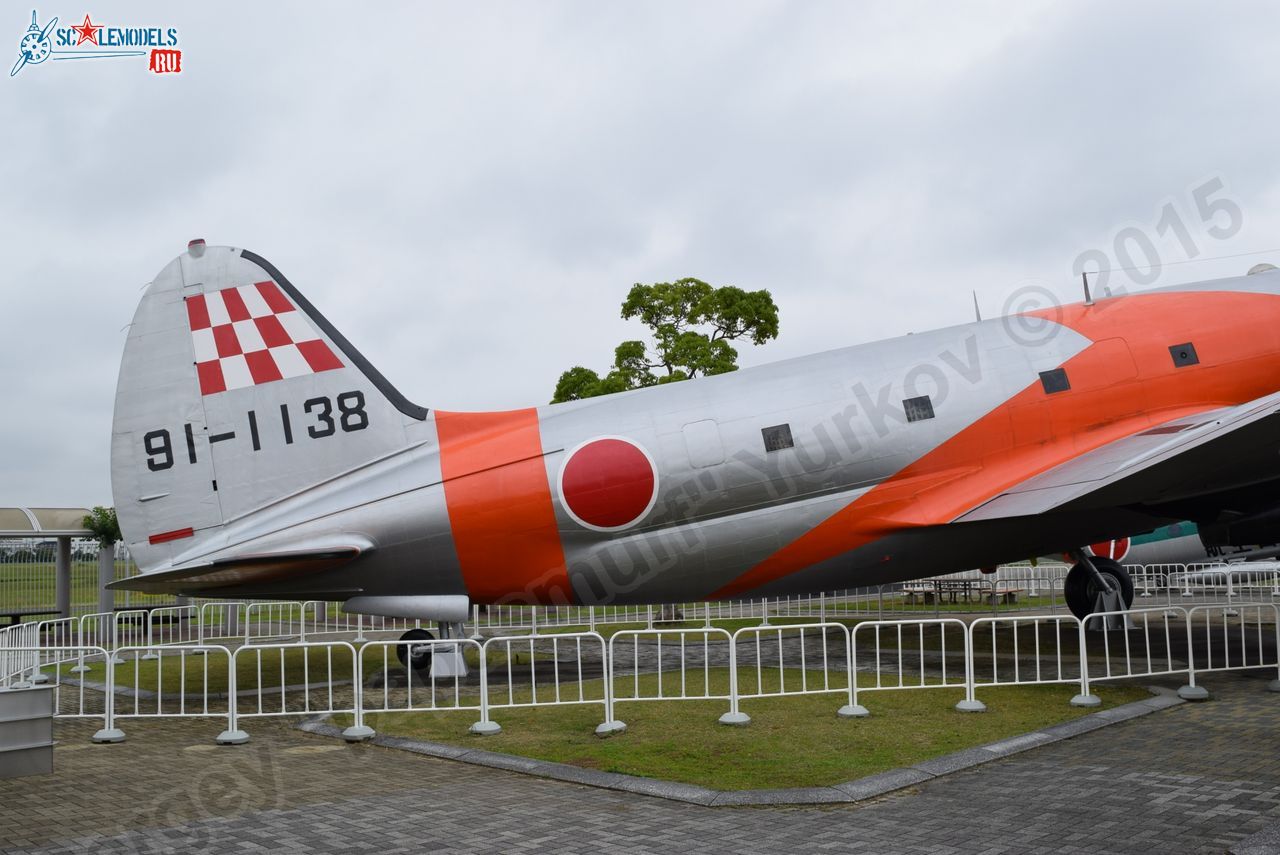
top-left (1170, 343), bottom-right (1199, 367)
top-left (1039, 368), bottom-right (1070, 394)
top-left (761, 423), bottom-right (794, 452)
top-left (903, 395), bottom-right (934, 423)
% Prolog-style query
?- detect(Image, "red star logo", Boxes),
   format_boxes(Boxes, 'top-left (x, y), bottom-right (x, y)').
top-left (72, 14), bottom-right (102, 46)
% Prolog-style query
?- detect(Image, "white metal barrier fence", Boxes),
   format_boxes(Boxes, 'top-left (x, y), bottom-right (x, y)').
top-left (2, 601), bottom-right (1277, 745)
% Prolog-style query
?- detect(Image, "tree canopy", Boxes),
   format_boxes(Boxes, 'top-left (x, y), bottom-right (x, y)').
top-left (82, 505), bottom-right (120, 549)
top-left (551, 278), bottom-right (779, 403)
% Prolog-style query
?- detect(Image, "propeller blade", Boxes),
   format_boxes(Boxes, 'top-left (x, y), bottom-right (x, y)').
top-left (10, 54), bottom-right (27, 78)
top-left (39, 16), bottom-right (58, 41)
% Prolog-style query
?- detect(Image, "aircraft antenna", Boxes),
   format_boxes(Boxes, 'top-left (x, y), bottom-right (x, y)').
top-left (1082, 271), bottom-right (1094, 306)
top-left (972, 291), bottom-right (982, 322)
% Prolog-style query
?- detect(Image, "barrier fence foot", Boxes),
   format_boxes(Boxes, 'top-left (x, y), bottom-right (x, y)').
top-left (1177, 684), bottom-right (1210, 701)
top-left (469, 719), bottom-right (502, 736)
top-left (140, 653), bottom-right (159, 661)
top-left (9, 680), bottom-right (33, 690)
top-left (1070, 693), bottom-right (1101, 707)
top-left (216, 729), bottom-right (250, 745)
top-left (718, 711), bottom-right (751, 726)
top-left (69, 665), bottom-right (90, 674)
top-left (1267, 679), bottom-right (1280, 693)
top-left (595, 720), bottom-right (627, 737)
top-left (341, 724), bottom-right (375, 743)
top-left (92, 728), bottom-right (125, 744)
top-left (838, 703), bottom-right (869, 718)
top-left (31, 673), bottom-right (48, 685)
top-left (955, 699), bottom-right (987, 713)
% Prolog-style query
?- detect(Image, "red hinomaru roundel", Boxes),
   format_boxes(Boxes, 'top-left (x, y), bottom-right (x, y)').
top-left (557, 437), bottom-right (658, 531)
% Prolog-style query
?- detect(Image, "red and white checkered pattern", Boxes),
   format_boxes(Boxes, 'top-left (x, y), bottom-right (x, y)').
top-left (186, 280), bottom-right (343, 396)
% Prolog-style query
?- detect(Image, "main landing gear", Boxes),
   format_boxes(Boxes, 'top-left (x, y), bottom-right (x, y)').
top-left (395, 623), bottom-right (470, 678)
top-left (395, 628), bottom-right (435, 674)
top-left (1065, 549), bottom-right (1134, 623)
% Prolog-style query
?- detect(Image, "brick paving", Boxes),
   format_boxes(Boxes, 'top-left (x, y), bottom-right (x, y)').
top-left (0, 672), bottom-right (1276, 854)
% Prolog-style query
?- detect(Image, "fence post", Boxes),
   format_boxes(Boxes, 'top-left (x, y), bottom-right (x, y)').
top-left (646, 605), bottom-right (653, 630)
top-left (1178, 609), bottom-right (1210, 700)
top-left (354, 613), bottom-right (367, 644)
top-left (69, 614), bottom-right (90, 673)
top-left (217, 646), bottom-right (250, 744)
top-left (341, 642), bottom-right (375, 742)
top-left (595, 635), bottom-right (626, 735)
top-left (841, 625), bottom-right (867, 717)
top-left (1070, 618), bottom-right (1101, 706)
top-left (141, 610), bottom-right (159, 660)
top-left (718, 631), bottom-right (751, 726)
top-left (91, 646), bottom-right (125, 743)
top-left (957, 622), bottom-right (987, 712)
top-left (108, 615), bottom-right (124, 665)
top-left (470, 641), bottom-right (502, 735)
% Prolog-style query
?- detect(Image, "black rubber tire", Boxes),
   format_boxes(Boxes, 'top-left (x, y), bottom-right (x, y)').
top-left (395, 628), bottom-right (435, 673)
top-left (1065, 556), bottom-right (1134, 620)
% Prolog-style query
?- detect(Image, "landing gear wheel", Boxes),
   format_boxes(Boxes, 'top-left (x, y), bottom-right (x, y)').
top-left (1065, 556), bottom-right (1134, 620)
top-left (396, 628), bottom-right (435, 674)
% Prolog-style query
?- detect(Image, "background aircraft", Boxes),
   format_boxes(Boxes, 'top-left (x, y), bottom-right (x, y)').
top-left (110, 242), bottom-right (1280, 641)
top-left (1087, 522), bottom-right (1280, 567)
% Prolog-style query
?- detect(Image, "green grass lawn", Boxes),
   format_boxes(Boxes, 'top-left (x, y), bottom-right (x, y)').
top-left (337, 669), bottom-right (1150, 790)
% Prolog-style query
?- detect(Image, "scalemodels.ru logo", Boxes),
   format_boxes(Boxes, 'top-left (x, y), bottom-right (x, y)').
top-left (11, 9), bottom-right (182, 77)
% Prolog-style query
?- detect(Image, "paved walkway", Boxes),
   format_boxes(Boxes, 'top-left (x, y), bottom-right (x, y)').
top-left (1, 672), bottom-right (1277, 854)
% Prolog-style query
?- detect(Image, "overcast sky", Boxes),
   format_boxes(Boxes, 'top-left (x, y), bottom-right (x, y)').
top-left (4, 1), bottom-right (1280, 507)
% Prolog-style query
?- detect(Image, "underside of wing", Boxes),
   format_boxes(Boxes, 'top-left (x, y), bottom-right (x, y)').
top-left (958, 390), bottom-right (1280, 523)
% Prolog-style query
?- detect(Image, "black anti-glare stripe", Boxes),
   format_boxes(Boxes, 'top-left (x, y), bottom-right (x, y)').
top-left (239, 249), bottom-right (429, 421)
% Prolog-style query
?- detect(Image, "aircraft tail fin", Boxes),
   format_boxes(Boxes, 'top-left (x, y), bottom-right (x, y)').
top-left (110, 243), bottom-right (426, 573)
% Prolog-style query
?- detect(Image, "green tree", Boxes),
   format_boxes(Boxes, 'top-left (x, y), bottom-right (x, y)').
top-left (82, 506), bottom-right (121, 549)
top-left (551, 277), bottom-right (779, 403)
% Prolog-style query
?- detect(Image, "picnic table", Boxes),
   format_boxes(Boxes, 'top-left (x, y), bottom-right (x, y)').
top-left (900, 581), bottom-right (1026, 605)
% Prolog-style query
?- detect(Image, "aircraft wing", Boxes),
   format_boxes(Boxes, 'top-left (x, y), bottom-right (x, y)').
top-left (957, 390), bottom-right (1280, 522)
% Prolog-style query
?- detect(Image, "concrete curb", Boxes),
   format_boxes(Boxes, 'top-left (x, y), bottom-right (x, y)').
top-left (296, 687), bottom-right (1187, 806)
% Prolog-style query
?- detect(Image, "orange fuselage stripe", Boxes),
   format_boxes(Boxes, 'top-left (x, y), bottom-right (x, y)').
top-left (435, 409), bottom-right (571, 604)
top-left (711, 290), bottom-right (1280, 599)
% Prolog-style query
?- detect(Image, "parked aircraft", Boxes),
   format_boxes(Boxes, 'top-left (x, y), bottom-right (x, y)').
top-left (1086, 522), bottom-right (1280, 567)
top-left (109, 242), bottom-right (1280, 652)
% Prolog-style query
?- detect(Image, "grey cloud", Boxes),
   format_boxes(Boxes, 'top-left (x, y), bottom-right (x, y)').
top-left (3, 0), bottom-right (1279, 505)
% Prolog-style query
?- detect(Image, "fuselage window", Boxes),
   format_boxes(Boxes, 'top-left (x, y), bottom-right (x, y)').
top-left (1169, 343), bottom-right (1199, 367)
top-left (903, 395), bottom-right (934, 422)
top-left (761, 423), bottom-right (794, 452)
top-left (1039, 368), bottom-right (1070, 394)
